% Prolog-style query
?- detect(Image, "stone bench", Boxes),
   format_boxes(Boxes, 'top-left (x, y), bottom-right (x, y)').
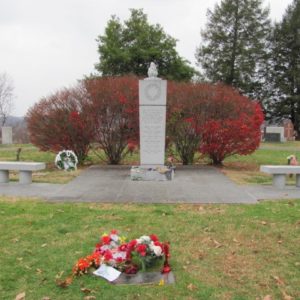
top-left (260, 165), bottom-right (300, 188)
top-left (0, 162), bottom-right (46, 184)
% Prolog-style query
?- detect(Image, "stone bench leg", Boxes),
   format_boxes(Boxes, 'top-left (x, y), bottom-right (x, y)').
top-left (0, 170), bottom-right (9, 183)
top-left (272, 174), bottom-right (286, 189)
top-left (296, 174), bottom-right (300, 187)
top-left (19, 171), bottom-right (32, 184)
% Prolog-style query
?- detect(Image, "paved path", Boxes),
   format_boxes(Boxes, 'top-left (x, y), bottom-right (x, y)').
top-left (0, 165), bottom-right (300, 203)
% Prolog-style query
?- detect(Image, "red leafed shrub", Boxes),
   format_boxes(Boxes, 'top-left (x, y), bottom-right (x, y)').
top-left (167, 82), bottom-right (208, 164)
top-left (26, 83), bottom-right (94, 163)
top-left (199, 84), bottom-right (264, 165)
top-left (84, 76), bottom-right (139, 164)
top-left (168, 82), bottom-right (264, 165)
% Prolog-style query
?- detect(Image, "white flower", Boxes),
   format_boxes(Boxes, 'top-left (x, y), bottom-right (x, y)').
top-left (100, 245), bottom-right (110, 251)
top-left (152, 245), bottom-right (163, 256)
top-left (139, 236), bottom-right (151, 243)
top-left (110, 234), bottom-right (119, 242)
top-left (112, 251), bottom-right (127, 260)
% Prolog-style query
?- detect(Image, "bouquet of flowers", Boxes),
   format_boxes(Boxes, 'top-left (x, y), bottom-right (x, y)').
top-left (127, 234), bottom-right (164, 271)
top-left (64, 230), bottom-right (171, 286)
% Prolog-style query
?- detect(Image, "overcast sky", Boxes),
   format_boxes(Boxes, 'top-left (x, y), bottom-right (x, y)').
top-left (0, 0), bottom-right (293, 116)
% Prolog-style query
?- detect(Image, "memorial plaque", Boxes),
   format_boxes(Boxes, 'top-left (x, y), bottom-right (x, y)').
top-left (139, 105), bottom-right (166, 165)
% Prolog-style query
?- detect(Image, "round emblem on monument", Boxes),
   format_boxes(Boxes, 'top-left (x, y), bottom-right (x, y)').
top-left (145, 83), bottom-right (161, 102)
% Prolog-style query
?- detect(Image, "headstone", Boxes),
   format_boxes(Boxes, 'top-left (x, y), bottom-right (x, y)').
top-left (1, 126), bottom-right (13, 144)
top-left (265, 126), bottom-right (285, 142)
top-left (264, 132), bottom-right (281, 142)
top-left (130, 62), bottom-right (174, 181)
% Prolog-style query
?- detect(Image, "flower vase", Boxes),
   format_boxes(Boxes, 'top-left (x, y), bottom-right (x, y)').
top-left (141, 259), bottom-right (146, 272)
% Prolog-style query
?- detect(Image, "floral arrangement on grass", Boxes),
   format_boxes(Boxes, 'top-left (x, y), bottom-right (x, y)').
top-left (58, 230), bottom-right (171, 287)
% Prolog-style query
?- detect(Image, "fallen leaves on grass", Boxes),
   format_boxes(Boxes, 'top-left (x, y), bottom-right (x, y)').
top-left (213, 239), bottom-right (223, 248)
top-left (272, 275), bottom-right (285, 286)
top-left (81, 288), bottom-right (94, 294)
top-left (187, 283), bottom-right (197, 291)
top-left (55, 271), bottom-right (64, 279)
top-left (281, 291), bottom-right (294, 300)
top-left (56, 276), bottom-right (73, 288)
top-left (15, 292), bottom-right (25, 300)
top-left (84, 296), bottom-right (96, 300)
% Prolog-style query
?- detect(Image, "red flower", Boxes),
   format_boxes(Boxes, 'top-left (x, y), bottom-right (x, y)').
top-left (150, 234), bottom-right (159, 242)
top-left (136, 244), bottom-right (147, 256)
top-left (127, 239), bottom-right (137, 249)
top-left (104, 250), bottom-right (113, 261)
top-left (76, 258), bottom-right (90, 271)
top-left (118, 244), bottom-right (127, 251)
top-left (101, 235), bottom-right (110, 245)
top-left (161, 263), bottom-right (171, 274)
top-left (86, 252), bottom-right (101, 267)
top-left (111, 229), bottom-right (118, 235)
top-left (116, 257), bottom-right (123, 263)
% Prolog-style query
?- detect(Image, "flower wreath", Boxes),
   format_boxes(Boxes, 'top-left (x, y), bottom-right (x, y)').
top-left (55, 150), bottom-right (78, 171)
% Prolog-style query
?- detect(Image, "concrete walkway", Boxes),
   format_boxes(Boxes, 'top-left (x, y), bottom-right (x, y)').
top-left (0, 165), bottom-right (300, 203)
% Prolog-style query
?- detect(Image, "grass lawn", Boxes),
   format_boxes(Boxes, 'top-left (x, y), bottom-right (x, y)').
top-left (0, 197), bottom-right (299, 300)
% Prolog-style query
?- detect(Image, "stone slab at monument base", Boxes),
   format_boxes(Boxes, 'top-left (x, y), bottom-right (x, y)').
top-left (131, 166), bottom-right (174, 181)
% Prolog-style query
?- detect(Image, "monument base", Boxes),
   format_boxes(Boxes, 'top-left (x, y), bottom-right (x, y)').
top-left (130, 166), bottom-right (175, 181)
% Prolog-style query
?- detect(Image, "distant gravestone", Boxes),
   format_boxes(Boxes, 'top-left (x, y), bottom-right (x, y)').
top-left (264, 132), bottom-right (281, 142)
top-left (1, 126), bottom-right (13, 144)
top-left (265, 126), bottom-right (285, 142)
top-left (130, 62), bottom-right (174, 181)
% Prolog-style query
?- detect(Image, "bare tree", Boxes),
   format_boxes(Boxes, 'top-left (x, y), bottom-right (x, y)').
top-left (0, 73), bottom-right (14, 126)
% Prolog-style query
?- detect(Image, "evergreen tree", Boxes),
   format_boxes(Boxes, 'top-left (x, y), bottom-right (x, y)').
top-left (95, 9), bottom-right (196, 81)
top-left (196, 0), bottom-right (271, 99)
top-left (267, 0), bottom-right (300, 134)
